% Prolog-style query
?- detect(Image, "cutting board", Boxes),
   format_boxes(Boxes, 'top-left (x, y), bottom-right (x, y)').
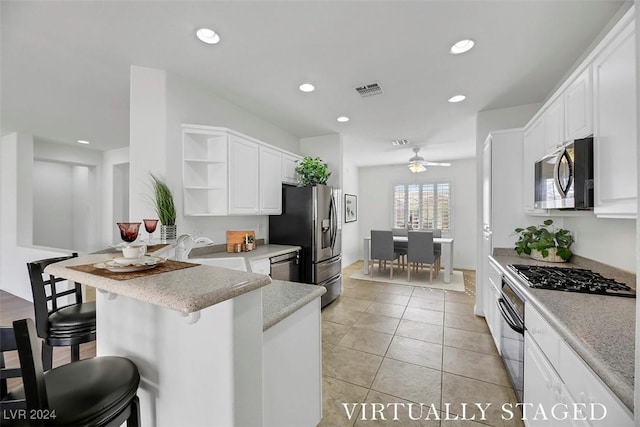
top-left (226, 230), bottom-right (256, 252)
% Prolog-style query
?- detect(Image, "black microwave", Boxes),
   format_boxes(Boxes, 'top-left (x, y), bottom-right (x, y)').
top-left (534, 137), bottom-right (594, 210)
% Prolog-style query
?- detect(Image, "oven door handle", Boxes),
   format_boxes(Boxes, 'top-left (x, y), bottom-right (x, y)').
top-left (498, 297), bottom-right (525, 335)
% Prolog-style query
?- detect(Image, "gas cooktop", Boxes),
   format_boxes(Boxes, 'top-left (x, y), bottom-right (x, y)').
top-left (508, 264), bottom-right (635, 298)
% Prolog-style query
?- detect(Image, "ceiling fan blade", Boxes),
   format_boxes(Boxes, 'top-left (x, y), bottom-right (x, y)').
top-left (423, 161), bottom-right (451, 167)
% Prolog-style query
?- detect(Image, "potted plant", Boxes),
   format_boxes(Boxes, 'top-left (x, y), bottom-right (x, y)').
top-left (245, 234), bottom-right (255, 251)
top-left (514, 219), bottom-right (574, 262)
top-left (150, 173), bottom-right (177, 242)
top-left (295, 157), bottom-right (331, 187)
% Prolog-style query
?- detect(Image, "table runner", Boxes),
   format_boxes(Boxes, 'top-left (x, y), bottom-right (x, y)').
top-left (67, 259), bottom-right (199, 281)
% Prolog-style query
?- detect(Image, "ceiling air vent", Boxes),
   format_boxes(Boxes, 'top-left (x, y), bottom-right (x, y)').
top-left (355, 82), bottom-right (383, 97)
top-left (391, 139), bottom-right (409, 146)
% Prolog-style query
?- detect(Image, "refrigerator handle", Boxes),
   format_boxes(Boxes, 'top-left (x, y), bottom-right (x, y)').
top-left (329, 193), bottom-right (337, 250)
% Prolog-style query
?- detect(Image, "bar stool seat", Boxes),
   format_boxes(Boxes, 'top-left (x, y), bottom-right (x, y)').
top-left (3, 318), bottom-right (141, 427)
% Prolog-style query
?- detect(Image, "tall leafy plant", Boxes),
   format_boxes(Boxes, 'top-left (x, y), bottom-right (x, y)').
top-left (150, 173), bottom-right (176, 225)
top-left (514, 219), bottom-right (574, 261)
top-left (295, 157), bottom-right (331, 187)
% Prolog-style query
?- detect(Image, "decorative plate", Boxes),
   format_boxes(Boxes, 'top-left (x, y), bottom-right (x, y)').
top-left (94, 256), bottom-right (166, 273)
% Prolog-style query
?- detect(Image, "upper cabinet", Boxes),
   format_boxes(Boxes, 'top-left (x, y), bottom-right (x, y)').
top-left (523, 118), bottom-right (545, 214)
top-left (259, 146), bottom-right (283, 215)
top-left (592, 19), bottom-right (637, 218)
top-left (564, 68), bottom-right (593, 140)
top-left (543, 96), bottom-right (565, 153)
top-left (182, 125), bottom-right (297, 216)
top-left (229, 134), bottom-right (260, 215)
top-left (521, 7), bottom-right (636, 218)
top-left (282, 154), bottom-right (301, 185)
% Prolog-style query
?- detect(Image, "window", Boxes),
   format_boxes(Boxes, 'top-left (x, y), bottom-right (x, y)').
top-left (393, 182), bottom-right (451, 231)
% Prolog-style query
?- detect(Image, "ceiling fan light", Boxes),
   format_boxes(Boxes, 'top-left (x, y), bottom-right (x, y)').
top-left (408, 162), bottom-right (426, 173)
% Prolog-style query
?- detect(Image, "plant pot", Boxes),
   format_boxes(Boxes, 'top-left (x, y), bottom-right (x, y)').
top-left (530, 248), bottom-right (566, 263)
top-left (160, 224), bottom-right (177, 242)
top-left (246, 243), bottom-right (254, 251)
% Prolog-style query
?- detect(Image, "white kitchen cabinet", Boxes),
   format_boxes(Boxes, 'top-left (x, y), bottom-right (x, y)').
top-left (229, 135), bottom-right (260, 215)
top-left (558, 340), bottom-right (633, 426)
top-left (564, 68), bottom-right (593, 140)
top-left (544, 96), bottom-right (565, 153)
top-left (259, 146), bottom-right (282, 215)
top-left (592, 20), bottom-right (637, 218)
top-left (525, 304), bottom-right (632, 427)
top-left (182, 126), bottom-right (229, 215)
top-left (523, 119), bottom-right (546, 214)
top-left (524, 333), bottom-right (581, 427)
top-left (479, 129), bottom-right (526, 319)
top-left (485, 259), bottom-right (502, 352)
top-left (281, 153), bottom-right (301, 185)
top-left (249, 258), bottom-right (271, 275)
top-left (263, 299), bottom-right (322, 427)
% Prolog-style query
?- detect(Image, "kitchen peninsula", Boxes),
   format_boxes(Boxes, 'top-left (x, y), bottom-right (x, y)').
top-left (45, 254), bottom-right (325, 427)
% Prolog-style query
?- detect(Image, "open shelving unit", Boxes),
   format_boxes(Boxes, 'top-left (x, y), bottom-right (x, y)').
top-left (182, 126), bottom-right (229, 215)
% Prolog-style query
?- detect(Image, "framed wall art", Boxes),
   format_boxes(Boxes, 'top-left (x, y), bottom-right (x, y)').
top-left (345, 194), bottom-right (357, 223)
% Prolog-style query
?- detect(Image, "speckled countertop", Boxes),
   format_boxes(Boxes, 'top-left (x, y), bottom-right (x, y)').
top-left (262, 280), bottom-right (326, 331)
top-left (189, 244), bottom-right (301, 272)
top-left (491, 249), bottom-right (635, 412)
top-left (45, 254), bottom-right (272, 314)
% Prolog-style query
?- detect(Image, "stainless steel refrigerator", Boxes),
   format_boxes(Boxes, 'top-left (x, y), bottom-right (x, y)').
top-left (269, 184), bottom-right (342, 307)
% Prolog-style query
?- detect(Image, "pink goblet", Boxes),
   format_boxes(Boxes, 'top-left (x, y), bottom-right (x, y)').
top-left (143, 219), bottom-right (159, 242)
top-left (117, 222), bottom-right (141, 244)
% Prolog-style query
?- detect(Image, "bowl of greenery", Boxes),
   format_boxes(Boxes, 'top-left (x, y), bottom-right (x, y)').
top-left (514, 219), bottom-right (574, 262)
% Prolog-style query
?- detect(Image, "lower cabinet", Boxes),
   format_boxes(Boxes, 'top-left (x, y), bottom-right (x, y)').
top-left (524, 305), bottom-right (633, 427)
top-left (524, 333), bottom-right (587, 427)
top-left (485, 260), bottom-right (502, 352)
top-left (263, 299), bottom-right (322, 427)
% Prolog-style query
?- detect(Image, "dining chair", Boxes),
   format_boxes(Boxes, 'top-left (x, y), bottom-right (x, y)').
top-left (407, 231), bottom-right (441, 283)
top-left (426, 229), bottom-right (442, 273)
top-left (2, 318), bottom-right (140, 427)
top-left (391, 228), bottom-right (408, 269)
top-left (370, 230), bottom-right (401, 279)
top-left (26, 254), bottom-right (96, 371)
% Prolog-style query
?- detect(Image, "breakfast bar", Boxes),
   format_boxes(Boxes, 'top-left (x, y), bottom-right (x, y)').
top-left (45, 254), bottom-right (324, 427)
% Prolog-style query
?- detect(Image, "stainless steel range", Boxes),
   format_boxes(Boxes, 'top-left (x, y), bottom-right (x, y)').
top-left (508, 264), bottom-right (635, 298)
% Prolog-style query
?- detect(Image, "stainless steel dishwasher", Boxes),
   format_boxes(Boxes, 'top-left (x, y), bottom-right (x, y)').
top-left (270, 251), bottom-right (300, 282)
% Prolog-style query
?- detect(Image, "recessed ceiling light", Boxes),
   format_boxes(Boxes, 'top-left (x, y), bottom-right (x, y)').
top-left (195, 28), bottom-right (220, 45)
top-left (337, 116), bottom-right (349, 123)
top-left (448, 95), bottom-right (466, 103)
top-left (77, 140), bottom-right (90, 144)
top-left (449, 39), bottom-right (475, 55)
top-left (299, 83), bottom-right (315, 93)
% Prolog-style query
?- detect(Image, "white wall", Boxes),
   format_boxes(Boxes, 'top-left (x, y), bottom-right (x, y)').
top-left (1, 133), bottom-right (67, 300)
top-left (33, 161), bottom-right (74, 249)
top-left (563, 216), bottom-right (635, 272)
top-left (102, 147), bottom-right (130, 244)
top-left (341, 154), bottom-right (360, 268)
top-left (358, 159), bottom-right (477, 270)
top-left (129, 66), bottom-right (301, 245)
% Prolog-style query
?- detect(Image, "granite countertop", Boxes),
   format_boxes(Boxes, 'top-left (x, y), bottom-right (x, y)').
top-left (45, 254), bottom-right (272, 314)
top-left (490, 249), bottom-right (635, 412)
top-left (262, 280), bottom-right (326, 331)
top-left (189, 244), bottom-right (301, 271)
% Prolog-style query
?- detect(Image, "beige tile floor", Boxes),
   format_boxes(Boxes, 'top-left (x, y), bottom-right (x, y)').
top-left (319, 261), bottom-right (524, 427)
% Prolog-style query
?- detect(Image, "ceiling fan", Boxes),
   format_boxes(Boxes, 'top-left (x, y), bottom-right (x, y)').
top-left (407, 147), bottom-right (451, 173)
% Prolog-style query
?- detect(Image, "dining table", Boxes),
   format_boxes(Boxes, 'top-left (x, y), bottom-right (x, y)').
top-left (363, 235), bottom-right (455, 283)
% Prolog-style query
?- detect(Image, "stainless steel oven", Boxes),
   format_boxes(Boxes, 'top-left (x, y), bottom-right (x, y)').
top-left (498, 276), bottom-right (525, 401)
